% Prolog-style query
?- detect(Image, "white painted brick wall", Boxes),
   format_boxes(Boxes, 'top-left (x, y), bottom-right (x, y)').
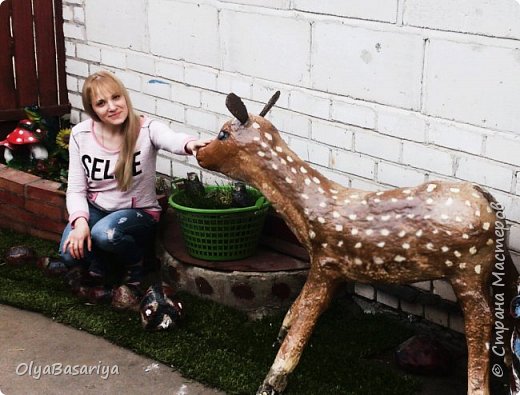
top-left (65, 0), bottom-right (520, 330)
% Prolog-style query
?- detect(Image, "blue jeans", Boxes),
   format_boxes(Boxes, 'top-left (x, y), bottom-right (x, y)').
top-left (59, 204), bottom-right (157, 275)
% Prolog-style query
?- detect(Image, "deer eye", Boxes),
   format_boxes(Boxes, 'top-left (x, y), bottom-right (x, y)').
top-left (217, 130), bottom-right (229, 141)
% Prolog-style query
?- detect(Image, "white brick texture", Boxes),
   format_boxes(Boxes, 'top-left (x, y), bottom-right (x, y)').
top-left (294, 0), bottom-right (398, 23)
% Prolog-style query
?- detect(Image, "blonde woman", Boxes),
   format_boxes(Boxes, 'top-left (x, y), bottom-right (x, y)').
top-left (59, 70), bottom-right (210, 292)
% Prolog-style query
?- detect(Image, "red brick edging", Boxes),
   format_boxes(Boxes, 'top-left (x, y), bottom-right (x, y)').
top-left (0, 164), bottom-right (67, 242)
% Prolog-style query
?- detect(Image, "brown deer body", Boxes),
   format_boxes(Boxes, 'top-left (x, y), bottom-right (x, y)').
top-left (196, 93), bottom-right (511, 395)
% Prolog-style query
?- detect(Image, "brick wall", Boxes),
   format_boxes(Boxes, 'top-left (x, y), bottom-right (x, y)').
top-left (0, 164), bottom-right (67, 242)
top-left (61, 0), bottom-right (520, 332)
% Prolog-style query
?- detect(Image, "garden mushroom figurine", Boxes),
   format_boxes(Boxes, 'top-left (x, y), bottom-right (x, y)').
top-left (0, 119), bottom-right (48, 163)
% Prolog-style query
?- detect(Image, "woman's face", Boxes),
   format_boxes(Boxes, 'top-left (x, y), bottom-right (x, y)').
top-left (90, 87), bottom-right (129, 127)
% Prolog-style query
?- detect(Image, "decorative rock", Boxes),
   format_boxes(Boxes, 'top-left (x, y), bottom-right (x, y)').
top-left (140, 284), bottom-right (183, 331)
top-left (4, 245), bottom-right (37, 266)
top-left (395, 335), bottom-right (453, 376)
top-left (111, 284), bottom-right (142, 311)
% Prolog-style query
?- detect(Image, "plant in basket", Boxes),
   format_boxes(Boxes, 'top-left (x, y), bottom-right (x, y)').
top-left (168, 172), bottom-right (270, 261)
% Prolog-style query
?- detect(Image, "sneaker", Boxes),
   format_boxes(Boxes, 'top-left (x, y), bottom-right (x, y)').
top-left (88, 260), bottom-right (106, 280)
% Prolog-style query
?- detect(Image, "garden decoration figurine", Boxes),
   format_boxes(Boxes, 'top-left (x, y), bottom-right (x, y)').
top-left (0, 118), bottom-right (48, 163)
top-left (196, 92), bottom-right (517, 395)
top-left (139, 284), bottom-right (183, 330)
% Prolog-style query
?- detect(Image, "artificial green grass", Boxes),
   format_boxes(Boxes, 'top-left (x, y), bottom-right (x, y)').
top-left (0, 228), bottom-right (420, 394)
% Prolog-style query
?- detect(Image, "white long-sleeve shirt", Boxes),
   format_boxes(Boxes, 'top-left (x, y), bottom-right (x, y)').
top-left (67, 116), bottom-right (196, 224)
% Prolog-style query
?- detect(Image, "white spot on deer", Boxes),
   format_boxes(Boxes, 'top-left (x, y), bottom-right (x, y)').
top-left (455, 216), bottom-right (462, 222)
top-left (300, 167), bottom-right (308, 174)
top-left (355, 242), bottom-right (362, 249)
top-left (318, 217), bottom-right (325, 224)
top-left (333, 211), bottom-right (340, 218)
top-left (394, 255), bottom-right (406, 262)
top-left (376, 191), bottom-right (384, 196)
top-left (377, 242), bottom-right (385, 248)
top-left (487, 238), bottom-right (494, 245)
top-left (350, 194), bottom-right (360, 199)
top-left (441, 246), bottom-right (449, 253)
top-left (469, 246), bottom-right (477, 255)
top-left (261, 142), bottom-right (269, 149)
top-left (459, 262), bottom-right (467, 269)
top-left (381, 229), bottom-right (390, 236)
top-left (338, 241), bottom-right (344, 247)
top-left (344, 199), bottom-right (351, 205)
top-left (365, 229), bottom-right (373, 236)
top-left (280, 158), bottom-right (287, 165)
top-left (398, 230), bottom-right (406, 238)
top-left (118, 217), bottom-right (127, 224)
top-left (454, 251), bottom-right (462, 258)
top-left (472, 192), bottom-right (480, 199)
top-left (450, 188), bottom-right (460, 193)
top-left (486, 206), bottom-right (493, 213)
top-left (395, 214), bottom-right (402, 219)
top-left (348, 214), bottom-right (357, 220)
top-left (406, 196), bottom-right (414, 201)
top-left (426, 243), bottom-right (435, 250)
top-left (474, 265), bottom-right (482, 274)
top-left (335, 225), bottom-right (343, 232)
top-left (402, 243), bottom-right (410, 249)
top-left (291, 167), bottom-right (297, 174)
top-left (374, 198), bottom-right (381, 203)
top-left (304, 208), bottom-right (310, 215)
top-left (462, 234), bottom-right (469, 239)
top-left (301, 194), bottom-right (309, 200)
top-left (446, 198), bottom-right (453, 206)
top-left (465, 200), bottom-right (471, 207)
top-left (445, 260), bottom-right (453, 267)
top-left (264, 132), bottom-right (273, 141)
top-left (446, 230), bottom-right (452, 236)
top-left (381, 215), bottom-right (391, 221)
top-left (319, 202), bottom-right (326, 208)
top-left (318, 187), bottom-right (325, 194)
top-left (270, 149), bottom-right (278, 157)
top-left (351, 228), bottom-right (359, 235)
top-left (330, 189), bottom-right (339, 194)
top-left (468, 224), bottom-right (474, 230)
top-left (287, 156), bottom-right (294, 163)
top-left (304, 178), bottom-right (311, 186)
top-left (253, 122), bottom-right (261, 129)
top-left (285, 177), bottom-right (293, 184)
top-left (426, 198), bottom-right (434, 204)
top-left (106, 228), bottom-right (116, 240)
top-left (272, 163), bottom-right (278, 170)
top-left (415, 230), bottom-right (423, 237)
top-left (391, 198), bottom-right (398, 203)
top-left (441, 214), bottom-right (449, 220)
top-left (374, 257), bottom-right (384, 265)
top-left (432, 229), bottom-right (439, 234)
top-left (424, 215), bottom-right (431, 219)
top-left (366, 215), bottom-right (374, 221)
top-left (407, 214), bottom-right (415, 219)
top-left (483, 222), bottom-right (490, 230)
top-left (402, 189), bottom-right (411, 194)
top-left (257, 151), bottom-right (266, 157)
top-left (313, 177), bottom-right (321, 184)
top-left (309, 230), bottom-right (316, 239)
top-left (354, 258), bottom-right (363, 265)
top-left (321, 243), bottom-right (328, 248)
top-left (275, 146), bottom-right (283, 153)
top-left (253, 136), bottom-right (261, 142)
top-left (427, 184), bottom-right (437, 192)
top-left (475, 210), bottom-right (481, 217)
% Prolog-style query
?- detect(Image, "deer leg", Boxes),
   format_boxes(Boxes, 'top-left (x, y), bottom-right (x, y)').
top-left (451, 273), bottom-right (493, 395)
top-left (276, 295), bottom-right (300, 345)
top-left (258, 270), bottom-right (338, 395)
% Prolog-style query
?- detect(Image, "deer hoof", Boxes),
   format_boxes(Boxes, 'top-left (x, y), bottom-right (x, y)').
top-left (256, 384), bottom-right (279, 395)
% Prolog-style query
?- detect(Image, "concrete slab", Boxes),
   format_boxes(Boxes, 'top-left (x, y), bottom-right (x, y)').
top-left (0, 304), bottom-right (224, 395)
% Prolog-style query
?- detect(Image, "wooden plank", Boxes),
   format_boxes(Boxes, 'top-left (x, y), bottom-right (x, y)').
top-left (0, 0), bottom-right (17, 109)
top-left (34, 0), bottom-right (58, 106)
top-left (53, 0), bottom-right (68, 106)
top-left (0, 103), bottom-right (71, 122)
top-left (11, 0), bottom-right (38, 107)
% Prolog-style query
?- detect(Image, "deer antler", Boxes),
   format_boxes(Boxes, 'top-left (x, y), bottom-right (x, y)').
top-left (259, 91), bottom-right (281, 117)
top-left (225, 93), bottom-right (249, 124)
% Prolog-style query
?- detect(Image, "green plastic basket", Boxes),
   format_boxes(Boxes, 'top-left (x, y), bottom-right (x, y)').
top-left (168, 186), bottom-right (270, 261)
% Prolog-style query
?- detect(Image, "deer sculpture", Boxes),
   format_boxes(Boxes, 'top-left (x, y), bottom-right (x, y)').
top-left (196, 92), bottom-right (516, 395)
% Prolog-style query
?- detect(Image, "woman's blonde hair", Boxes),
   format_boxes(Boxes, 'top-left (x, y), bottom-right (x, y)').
top-left (82, 71), bottom-right (140, 192)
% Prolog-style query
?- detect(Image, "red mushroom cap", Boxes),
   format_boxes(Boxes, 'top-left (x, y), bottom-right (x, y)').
top-left (0, 119), bottom-right (43, 146)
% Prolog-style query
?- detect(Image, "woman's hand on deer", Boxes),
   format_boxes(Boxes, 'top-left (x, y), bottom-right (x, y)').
top-left (186, 138), bottom-right (213, 156)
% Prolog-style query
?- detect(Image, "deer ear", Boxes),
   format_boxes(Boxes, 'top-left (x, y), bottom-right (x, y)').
top-left (259, 91), bottom-right (281, 117)
top-left (226, 93), bottom-right (249, 124)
